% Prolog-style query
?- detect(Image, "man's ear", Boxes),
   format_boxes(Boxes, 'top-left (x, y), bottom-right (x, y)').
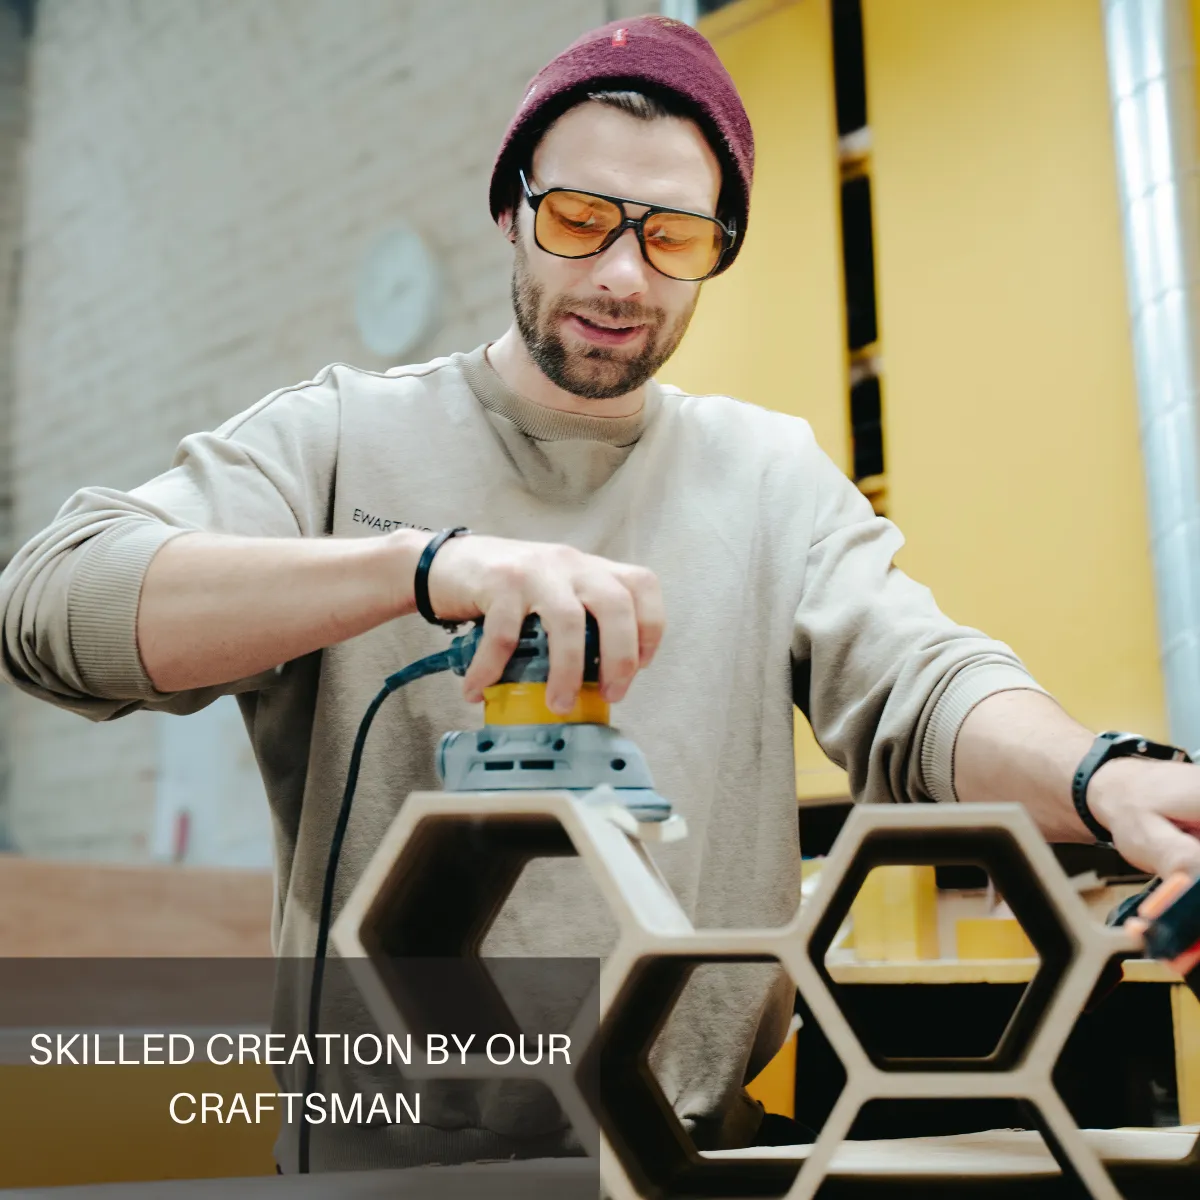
top-left (497, 208), bottom-right (518, 244)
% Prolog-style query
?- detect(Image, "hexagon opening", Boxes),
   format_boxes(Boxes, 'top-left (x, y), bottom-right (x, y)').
top-left (358, 813), bottom-right (577, 958)
top-left (581, 951), bottom-right (845, 1200)
top-left (807, 826), bottom-right (1075, 1071)
top-left (346, 811), bottom-right (613, 1050)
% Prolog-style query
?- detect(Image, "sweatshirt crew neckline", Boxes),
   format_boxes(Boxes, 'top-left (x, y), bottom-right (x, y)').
top-left (458, 343), bottom-right (656, 446)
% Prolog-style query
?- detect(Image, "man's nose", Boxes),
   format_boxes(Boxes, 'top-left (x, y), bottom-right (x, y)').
top-left (590, 227), bottom-right (650, 299)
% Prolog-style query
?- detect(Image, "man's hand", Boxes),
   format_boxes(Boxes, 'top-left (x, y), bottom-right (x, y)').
top-left (425, 533), bottom-right (665, 714)
top-left (138, 529), bottom-right (663, 703)
top-left (1088, 755), bottom-right (1200, 878)
top-left (955, 690), bottom-right (1200, 879)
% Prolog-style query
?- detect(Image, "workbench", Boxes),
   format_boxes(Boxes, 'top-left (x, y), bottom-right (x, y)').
top-left (1, 1160), bottom-right (595, 1198)
top-left (4, 1131), bottom-right (1196, 1197)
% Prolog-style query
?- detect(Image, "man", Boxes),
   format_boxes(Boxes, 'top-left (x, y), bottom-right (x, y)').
top-left (1, 13), bottom-right (1198, 1171)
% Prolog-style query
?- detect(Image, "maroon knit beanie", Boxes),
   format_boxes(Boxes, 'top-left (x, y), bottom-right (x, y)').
top-left (489, 15), bottom-right (754, 274)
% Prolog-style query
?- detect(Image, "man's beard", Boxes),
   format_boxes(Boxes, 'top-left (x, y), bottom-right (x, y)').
top-left (511, 242), bottom-right (697, 400)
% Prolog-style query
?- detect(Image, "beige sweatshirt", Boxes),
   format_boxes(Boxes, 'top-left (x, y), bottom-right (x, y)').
top-left (0, 344), bottom-right (1042, 1168)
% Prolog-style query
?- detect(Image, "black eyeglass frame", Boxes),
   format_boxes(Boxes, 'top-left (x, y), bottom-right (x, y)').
top-left (519, 169), bottom-right (736, 282)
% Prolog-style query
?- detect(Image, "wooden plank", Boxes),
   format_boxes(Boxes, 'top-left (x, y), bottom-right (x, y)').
top-left (707, 1125), bottom-right (1199, 1171)
top-left (0, 855), bottom-right (273, 957)
top-left (955, 917), bottom-right (1035, 960)
top-left (1123, 958), bottom-right (1185, 984)
top-left (850, 865), bottom-right (939, 961)
top-left (0, 1159), bottom-right (598, 1198)
top-left (827, 953), bottom-right (1038, 985)
top-left (825, 952), bottom-right (1183, 985)
top-left (1, 1134), bottom-right (1195, 1195)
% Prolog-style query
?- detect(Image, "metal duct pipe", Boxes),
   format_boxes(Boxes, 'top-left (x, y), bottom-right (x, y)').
top-left (1102, 0), bottom-right (1200, 751)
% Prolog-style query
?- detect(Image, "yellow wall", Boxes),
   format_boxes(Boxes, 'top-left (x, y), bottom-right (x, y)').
top-left (664, 0), bottom-right (1169, 1126)
top-left (664, 0), bottom-right (847, 466)
top-left (861, 0), bottom-right (1166, 740)
top-left (670, 0), bottom-right (1169, 792)
top-left (665, 0), bottom-right (852, 802)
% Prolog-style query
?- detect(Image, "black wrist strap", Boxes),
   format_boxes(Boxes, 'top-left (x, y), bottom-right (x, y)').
top-left (414, 527), bottom-right (471, 630)
top-left (1071, 730), bottom-right (1191, 846)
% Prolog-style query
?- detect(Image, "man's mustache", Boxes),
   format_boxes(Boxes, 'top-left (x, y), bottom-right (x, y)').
top-left (553, 297), bottom-right (663, 326)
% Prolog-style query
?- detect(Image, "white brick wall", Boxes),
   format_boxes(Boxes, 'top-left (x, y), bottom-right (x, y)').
top-left (0, 3), bottom-right (24, 548)
top-left (10, 0), bottom-right (651, 861)
top-left (0, 2), bottom-right (27, 850)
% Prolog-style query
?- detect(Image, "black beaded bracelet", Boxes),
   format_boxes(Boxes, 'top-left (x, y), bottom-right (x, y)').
top-left (413, 527), bottom-right (471, 630)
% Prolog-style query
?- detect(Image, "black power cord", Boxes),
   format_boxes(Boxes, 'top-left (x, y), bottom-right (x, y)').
top-left (295, 614), bottom-right (599, 1172)
top-left (298, 641), bottom-right (471, 1173)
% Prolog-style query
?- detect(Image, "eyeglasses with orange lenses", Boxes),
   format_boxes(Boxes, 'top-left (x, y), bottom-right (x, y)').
top-left (519, 170), bottom-right (735, 282)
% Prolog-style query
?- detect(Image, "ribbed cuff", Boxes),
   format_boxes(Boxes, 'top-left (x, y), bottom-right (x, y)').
top-left (921, 665), bottom-right (1048, 804)
top-left (68, 521), bottom-right (192, 699)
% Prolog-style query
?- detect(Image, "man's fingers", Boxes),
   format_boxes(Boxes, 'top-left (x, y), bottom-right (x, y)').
top-left (1117, 763), bottom-right (1200, 875)
top-left (462, 597), bottom-right (524, 701)
top-left (615, 564), bottom-right (665, 668)
top-left (1116, 812), bottom-right (1200, 879)
top-left (536, 589), bottom-right (586, 714)
top-left (576, 578), bottom-right (639, 702)
top-left (445, 541), bottom-right (662, 713)
top-left (1154, 785), bottom-right (1200, 830)
top-left (1155, 819), bottom-right (1200, 876)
